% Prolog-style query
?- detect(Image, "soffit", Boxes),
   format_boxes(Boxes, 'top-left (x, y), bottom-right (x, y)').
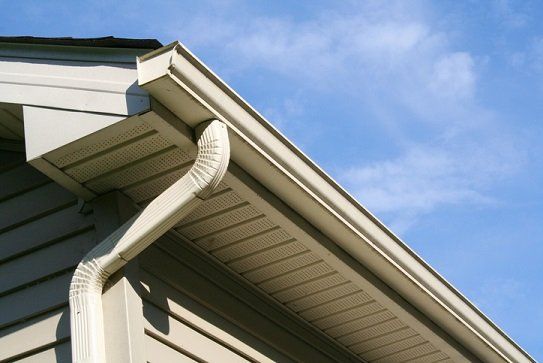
top-left (32, 107), bottom-right (467, 362)
top-left (136, 42), bottom-right (534, 363)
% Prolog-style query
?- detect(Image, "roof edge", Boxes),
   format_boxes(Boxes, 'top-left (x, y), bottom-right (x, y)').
top-left (0, 36), bottom-right (163, 64)
top-left (137, 41), bottom-right (535, 363)
top-left (0, 36), bottom-right (162, 50)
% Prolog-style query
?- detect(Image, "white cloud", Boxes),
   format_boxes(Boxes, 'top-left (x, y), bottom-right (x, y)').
top-left (492, 0), bottom-right (529, 28)
top-left (178, 5), bottom-right (477, 126)
top-left (341, 139), bottom-right (524, 233)
top-left (506, 37), bottom-right (543, 73)
top-left (344, 149), bottom-right (485, 212)
top-left (261, 96), bottom-right (304, 128)
top-left (429, 52), bottom-right (475, 99)
top-left (169, 1), bottom-right (526, 233)
top-left (178, 4), bottom-right (443, 84)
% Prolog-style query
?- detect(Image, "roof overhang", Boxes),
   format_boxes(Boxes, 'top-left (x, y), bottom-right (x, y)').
top-left (135, 42), bottom-right (533, 363)
top-left (8, 39), bottom-right (533, 362)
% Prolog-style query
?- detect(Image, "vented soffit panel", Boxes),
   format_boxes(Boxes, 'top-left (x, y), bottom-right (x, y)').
top-left (26, 99), bottom-right (470, 362)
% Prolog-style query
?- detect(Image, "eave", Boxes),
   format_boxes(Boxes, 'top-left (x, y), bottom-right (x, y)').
top-left (6, 39), bottom-right (533, 362)
top-left (135, 41), bottom-right (534, 363)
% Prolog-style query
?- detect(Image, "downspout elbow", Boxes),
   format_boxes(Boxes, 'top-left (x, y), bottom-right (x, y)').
top-left (69, 260), bottom-right (110, 363)
top-left (69, 120), bottom-right (230, 363)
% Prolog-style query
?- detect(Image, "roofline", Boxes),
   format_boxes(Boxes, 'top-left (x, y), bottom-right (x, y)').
top-left (138, 41), bottom-right (534, 363)
top-left (0, 36), bottom-right (162, 63)
top-left (0, 36), bottom-right (162, 50)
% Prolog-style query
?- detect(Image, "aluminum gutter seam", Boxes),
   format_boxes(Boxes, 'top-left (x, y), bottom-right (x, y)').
top-left (138, 42), bottom-right (533, 362)
top-left (68, 120), bottom-right (230, 363)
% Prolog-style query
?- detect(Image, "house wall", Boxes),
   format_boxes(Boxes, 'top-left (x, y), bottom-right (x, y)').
top-left (139, 234), bottom-right (303, 363)
top-left (139, 241), bottom-right (289, 362)
top-left (0, 149), bottom-right (96, 362)
top-left (0, 154), bottom-right (343, 362)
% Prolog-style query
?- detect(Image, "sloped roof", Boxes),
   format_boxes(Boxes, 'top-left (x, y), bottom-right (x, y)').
top-left (0, 35), bottom-right (162, 50)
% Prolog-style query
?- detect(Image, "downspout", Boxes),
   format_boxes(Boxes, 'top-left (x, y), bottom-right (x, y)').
top-left (69, 120), bottom-right (230, 363)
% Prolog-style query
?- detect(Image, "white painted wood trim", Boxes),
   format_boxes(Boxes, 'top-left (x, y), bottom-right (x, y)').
top-left (0, 55), bottom-right (149, 115)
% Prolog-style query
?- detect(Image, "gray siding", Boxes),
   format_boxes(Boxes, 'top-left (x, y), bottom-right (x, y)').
top-left (0, 151), bottom-right (96, 362)
top-left (0, 151), bottom-right (359, 362)
top-left (140, 240), bottom-right (292, 363)
top-left (139, 232), bottom-right (354, 363)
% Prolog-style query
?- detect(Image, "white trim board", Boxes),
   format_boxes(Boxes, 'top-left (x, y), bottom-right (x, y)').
top-left (0, 54), bottom-right (149, 115)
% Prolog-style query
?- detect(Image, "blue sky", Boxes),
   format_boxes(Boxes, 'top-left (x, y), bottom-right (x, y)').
top-left (2, 0), bottom-right (542, 359)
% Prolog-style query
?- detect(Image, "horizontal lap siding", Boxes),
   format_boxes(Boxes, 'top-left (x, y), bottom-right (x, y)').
top-left (144, 333), bottom-right (197, 363)
top-left (140, 270), bottom-right (282, 363)
top-left (0, 151), bottom-right (24, 173)
top-left (139, 238), bottom-right (315, 363)
top-left (0, 155), bottom-right (96, 362)
top-left (14, 342), bottom-right (71, 363)
top-left (143, 303), bottom-right (250, 363)
top-left (139, 242), bottom-right (288, 362)
top-left (0, 308), bottom-right (70, 362)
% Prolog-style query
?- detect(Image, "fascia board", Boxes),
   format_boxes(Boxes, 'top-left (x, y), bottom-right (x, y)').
top-left (0, 54), bottom-right (149, 115)
top-left (137, 42), bottom-right (534, 363)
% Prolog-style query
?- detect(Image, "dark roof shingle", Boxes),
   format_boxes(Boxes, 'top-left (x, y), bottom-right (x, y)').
top-left (0, 36), bottom-right (162, 50)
